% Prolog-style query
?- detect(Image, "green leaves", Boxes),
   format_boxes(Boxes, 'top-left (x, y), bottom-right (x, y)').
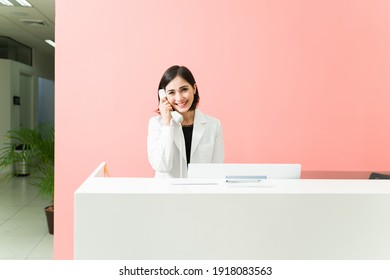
top-left (0, 122), bottom-right (54, 203)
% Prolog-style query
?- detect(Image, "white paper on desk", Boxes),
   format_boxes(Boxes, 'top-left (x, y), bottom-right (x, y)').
top-left (170, 179), bottom-right (219, 185)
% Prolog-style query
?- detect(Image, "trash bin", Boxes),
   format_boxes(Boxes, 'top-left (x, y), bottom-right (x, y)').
top-left (14, 144), bottom-right (30, 176)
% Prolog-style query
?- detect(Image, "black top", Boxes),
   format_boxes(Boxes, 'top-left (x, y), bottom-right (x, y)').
top-left (182, 125), bottom-right (194, 165)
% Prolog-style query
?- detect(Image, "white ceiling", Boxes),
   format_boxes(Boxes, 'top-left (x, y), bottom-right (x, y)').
top-left (0, 0), bottom-right (54, 57)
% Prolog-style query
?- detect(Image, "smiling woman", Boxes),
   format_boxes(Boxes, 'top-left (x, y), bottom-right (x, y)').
top-left (147, 65), bottom-right (225, 178)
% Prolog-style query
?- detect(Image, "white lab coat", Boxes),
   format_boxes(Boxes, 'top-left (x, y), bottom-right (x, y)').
top-left (147, 109), bottom-right (224, 178)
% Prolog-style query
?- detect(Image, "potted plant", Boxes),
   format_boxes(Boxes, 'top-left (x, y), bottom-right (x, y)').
top-left (0, 122), bottom-right (54, 234)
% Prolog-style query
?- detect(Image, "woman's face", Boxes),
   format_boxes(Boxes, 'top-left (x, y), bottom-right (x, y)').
top-left (165, 76), bottom-right (196, 114)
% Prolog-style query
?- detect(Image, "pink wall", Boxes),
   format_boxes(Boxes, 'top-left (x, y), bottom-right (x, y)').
top-left (55, 0), bottom-right (390, 258)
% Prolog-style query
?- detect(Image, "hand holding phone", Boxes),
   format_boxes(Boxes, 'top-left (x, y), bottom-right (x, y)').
top-left (158, 89), bottom-right (183, 124)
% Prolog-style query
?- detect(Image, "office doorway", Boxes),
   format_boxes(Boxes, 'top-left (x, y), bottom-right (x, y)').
top-left (38, 77), bottom-right (54, 124)
top-left (19, 73), bottom-right (34, 129)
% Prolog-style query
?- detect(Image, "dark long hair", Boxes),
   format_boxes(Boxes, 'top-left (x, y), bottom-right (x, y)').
top-left (157, 65), bottom-right (200, 111)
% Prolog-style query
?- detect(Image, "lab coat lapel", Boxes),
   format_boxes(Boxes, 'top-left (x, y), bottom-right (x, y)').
top-left (173, 123), bottom-right (186, 162)
top-left (191, 109), bottom-right (207, 157)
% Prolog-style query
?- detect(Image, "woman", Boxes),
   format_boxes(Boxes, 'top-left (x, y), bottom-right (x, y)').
top-left (147, 65), bottom-right (224, 178)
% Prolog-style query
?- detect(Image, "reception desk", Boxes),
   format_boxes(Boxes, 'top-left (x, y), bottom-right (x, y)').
top-left (74, 163), bottom-right (390, 259)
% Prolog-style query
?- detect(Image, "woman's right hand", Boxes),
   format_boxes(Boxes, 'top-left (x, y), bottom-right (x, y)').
top-left (159, 98), bottom-right (173, 126)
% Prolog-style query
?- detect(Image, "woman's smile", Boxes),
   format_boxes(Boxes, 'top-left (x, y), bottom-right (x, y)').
top-left (176, 100), bottom-right (188, 108)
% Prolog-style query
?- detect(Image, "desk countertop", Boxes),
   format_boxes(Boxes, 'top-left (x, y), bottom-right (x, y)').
top-left (75, 177), bottom-right (390, 194)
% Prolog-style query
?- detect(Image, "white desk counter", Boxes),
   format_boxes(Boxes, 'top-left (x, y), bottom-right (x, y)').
top-left (74, 164), bottom-right (390, 259)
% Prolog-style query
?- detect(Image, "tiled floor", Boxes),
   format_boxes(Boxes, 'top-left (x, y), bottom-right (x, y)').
top-left (0, 175), bottom-right (53, 259)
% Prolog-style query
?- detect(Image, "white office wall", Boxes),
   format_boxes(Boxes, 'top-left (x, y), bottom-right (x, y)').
top-left (10, 61), bottom-right (36, 130)
top-left (0, 59), bottom-right (12, 150)
top-left (0, 59), bottom-right (34, 134)
top-left (19, 73), bottom-right (34, 129)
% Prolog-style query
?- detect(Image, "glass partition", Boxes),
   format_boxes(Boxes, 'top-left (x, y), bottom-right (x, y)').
top-left (0, 36), bottom-right (32, 66)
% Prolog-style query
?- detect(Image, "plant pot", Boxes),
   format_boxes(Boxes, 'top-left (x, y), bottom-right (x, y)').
top-left (14, 144), bottom-right (30, 176)
top-left (45, 206), bottom-right (54, 235)
top-left (14, 161), bottom-right (30, 176)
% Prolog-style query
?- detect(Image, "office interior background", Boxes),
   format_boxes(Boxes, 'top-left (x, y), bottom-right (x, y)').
top-left (0, 0), bottom-right (54, 259)
top-left (0, 0), bottom-right (54, 132)
top-left (1, 0), bottom-right (390, 259)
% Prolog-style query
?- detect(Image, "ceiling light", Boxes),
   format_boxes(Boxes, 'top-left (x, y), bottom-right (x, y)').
top-left (0, 0), bottom-right (13, 6)
top-left (15, 0), bottom-right (31, 7)
top-left (0, 0), bottom-right (32, 7)
top-left (45, 39), bottom-right (55, 48)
